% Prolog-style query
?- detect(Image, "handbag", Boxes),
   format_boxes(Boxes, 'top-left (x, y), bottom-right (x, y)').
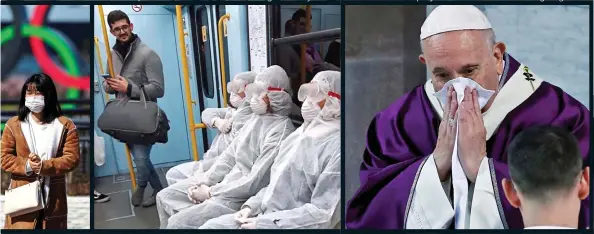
top-left (4, 179), bottom-right (44, 217)
top-left (97, 85), bottom-right (170, 145)
top-left (4, 117), bottom-right (45, 217)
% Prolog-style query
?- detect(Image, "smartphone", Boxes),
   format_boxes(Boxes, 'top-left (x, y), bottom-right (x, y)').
top-left (101, 74), bottom-right (111, 79)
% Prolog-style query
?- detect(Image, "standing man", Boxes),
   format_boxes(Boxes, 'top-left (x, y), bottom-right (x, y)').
top-left (103, 10), bottom-right (165, 207)
top-left (346, 5), bottom-right (589, 229)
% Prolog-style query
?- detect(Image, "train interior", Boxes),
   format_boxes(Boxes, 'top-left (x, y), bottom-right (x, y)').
top-left (92, 5), bottom-right (340, 229)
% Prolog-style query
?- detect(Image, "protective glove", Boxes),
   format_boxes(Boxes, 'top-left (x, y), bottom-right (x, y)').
top-left (240, 218), bottom-right (256, 229)
top-left (234, 207), bottom-right (252, 224)
top-left (189, 184), bottom-right (211, 203)
top-left (214, 118), bottom-right (232, 133)
top-left (187, 185), bottom-right (200, 204)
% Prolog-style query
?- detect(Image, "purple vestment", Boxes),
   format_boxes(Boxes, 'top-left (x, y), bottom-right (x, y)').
top-left (346, 54), bottom-right (590, 229)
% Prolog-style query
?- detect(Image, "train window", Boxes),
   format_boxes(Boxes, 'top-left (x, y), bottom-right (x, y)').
top-left (191, 6), bottom-right (215, 99)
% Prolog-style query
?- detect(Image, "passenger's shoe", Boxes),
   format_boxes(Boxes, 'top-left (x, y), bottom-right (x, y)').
top-left (142, 190), bottom-right (160, 207)
top-left (94, 192), bottom-right (110, 203)
top-left (142, 195), bottom-right (157, 207)
top-left (131, 187), bottom-right (146, 207)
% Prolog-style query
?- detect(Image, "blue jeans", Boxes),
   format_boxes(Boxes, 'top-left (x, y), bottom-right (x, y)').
top-left (127, 144), bottom-right (163, 190)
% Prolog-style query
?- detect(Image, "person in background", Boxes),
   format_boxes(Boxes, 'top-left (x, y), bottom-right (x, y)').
top-left (164, 71), bottom-right (257, 185)
top-left (103, 10), bottom-right (166, 208)
top-left (199, 71), bottom-right (341, 229)
top-left (291, 9), bottom-right (324, 76)
top-left (94, 190), bottom-right (110, 203)
top-left (502, 126), bottom-right (589, 229)
top-left (324, 39), bottom-right (341, 68)
top-left (2, 73), bottom-right (80, 229)
top-left (277, 19), bottom-right (301, 85)
top-left (156, 65), bottom-right (295, 229)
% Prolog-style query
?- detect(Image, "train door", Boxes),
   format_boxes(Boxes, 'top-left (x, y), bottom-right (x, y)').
top-left (188, 5), bottom-right (230, 148)
top-left (93, 5), bottom-right (205, 176)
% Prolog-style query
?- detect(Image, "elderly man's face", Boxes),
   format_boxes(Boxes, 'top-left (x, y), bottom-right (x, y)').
top-left (420, 30), bottom-right (506, 111)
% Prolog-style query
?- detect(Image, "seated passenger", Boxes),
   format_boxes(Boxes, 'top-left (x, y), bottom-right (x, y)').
top-left (155, 65), bottom-right (296, 229)
top-left (502, 126), bottom-right (590, 229)
top-left (165, 71), bottom-right (257, 185)
top-left (200, 71), bottom-right (341, 229)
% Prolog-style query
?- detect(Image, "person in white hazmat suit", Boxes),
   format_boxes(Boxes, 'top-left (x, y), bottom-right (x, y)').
top-left (165, 71), bottom-right (257, 185)
top-left (199, 71), bottom-right (342, 229)
top-left (156, 65), bottom-right (296, 229)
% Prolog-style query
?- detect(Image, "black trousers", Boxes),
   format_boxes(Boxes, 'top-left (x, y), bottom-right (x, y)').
top-left (35, 209), bottom-right (44, 229)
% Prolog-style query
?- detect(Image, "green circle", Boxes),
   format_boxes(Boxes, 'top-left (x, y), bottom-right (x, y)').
top-left (1, 24), bottom-right (80, 76)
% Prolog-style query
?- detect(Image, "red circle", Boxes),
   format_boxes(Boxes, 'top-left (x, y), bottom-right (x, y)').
top-left (132, 5), bottom-right (142, 12)
top-left (29, 5), bottom-right (90, 90)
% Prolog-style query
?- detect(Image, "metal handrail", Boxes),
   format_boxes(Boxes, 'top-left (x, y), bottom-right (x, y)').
top-left (176, 5), bottom-right (201, 161)
top-left (217, 13), bottom-right (231, 108)
top-left (272, 28), bottom-right (341, 46)
top-left (98, 5), bottom-right (137, 190)
top-left (94, 36), bottom-right (109, 103)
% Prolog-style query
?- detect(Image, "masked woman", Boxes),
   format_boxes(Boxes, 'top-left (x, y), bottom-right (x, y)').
top-left (1, 73), bottom-right (80, 229)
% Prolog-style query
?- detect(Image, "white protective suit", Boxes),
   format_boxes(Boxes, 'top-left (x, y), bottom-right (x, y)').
top-left (156, 65), bottom-right (296, 229)
top-left (199, 71), bottom-right (342, 229)
top-left (165, 71), bottom-right (257, 185)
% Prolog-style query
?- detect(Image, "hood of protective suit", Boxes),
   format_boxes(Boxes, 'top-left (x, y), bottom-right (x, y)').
top-left (247, 65), bottom-right (293, 116)
top-left (228, 71), bottom-right (257, 97)
top-left (228, 71), bottom-right (258, 108)
top-left (299, 71), bottom-right (341, 122)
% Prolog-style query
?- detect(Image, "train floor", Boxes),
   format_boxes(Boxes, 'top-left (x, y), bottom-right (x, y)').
top-left (94, 166), bottom-right (173, 229)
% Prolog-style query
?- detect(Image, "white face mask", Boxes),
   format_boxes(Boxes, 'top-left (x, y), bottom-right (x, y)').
top-left (433, 77), bottom-right (495, 110)
top-left (301, 100), bottom-right (321, 122)
top-left (25, 95), bottom-right (45, 113)
top-left (230, 93), bottom-right (244, 108)
top-left (250, 95), bottom-right (268, 115)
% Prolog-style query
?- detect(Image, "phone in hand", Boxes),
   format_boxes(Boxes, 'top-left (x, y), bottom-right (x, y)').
top-left (101, 74), bottom-right (111, 79)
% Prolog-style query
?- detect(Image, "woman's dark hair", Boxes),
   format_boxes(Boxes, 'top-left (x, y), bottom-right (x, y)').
top-left (18, 73), bottom-right (62, 123)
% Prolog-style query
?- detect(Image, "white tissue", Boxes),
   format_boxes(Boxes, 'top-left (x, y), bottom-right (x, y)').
top-left (433, 77), bottom-right (495, 229)
top-left (433, 77), bottom-right (495, 108)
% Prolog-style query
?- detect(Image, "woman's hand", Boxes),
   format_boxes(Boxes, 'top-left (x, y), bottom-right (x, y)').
top-left (28, 159), bottom-right (42, 174)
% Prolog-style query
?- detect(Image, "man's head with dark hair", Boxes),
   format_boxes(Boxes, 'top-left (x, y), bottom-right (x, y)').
top-left (502, 126), bottom-right (589, 228)
top-left (107, 10), bottom-right (134, 43)
top-left (291, 9), bottom-right (311, 35)
top-left (284, 20), bottom-right (294, 37)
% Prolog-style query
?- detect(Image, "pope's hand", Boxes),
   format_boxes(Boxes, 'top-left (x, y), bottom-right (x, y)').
top-left (433, 86), bottom-right (458, 181)
top-left (458, 87), bottom-right (487, 183)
